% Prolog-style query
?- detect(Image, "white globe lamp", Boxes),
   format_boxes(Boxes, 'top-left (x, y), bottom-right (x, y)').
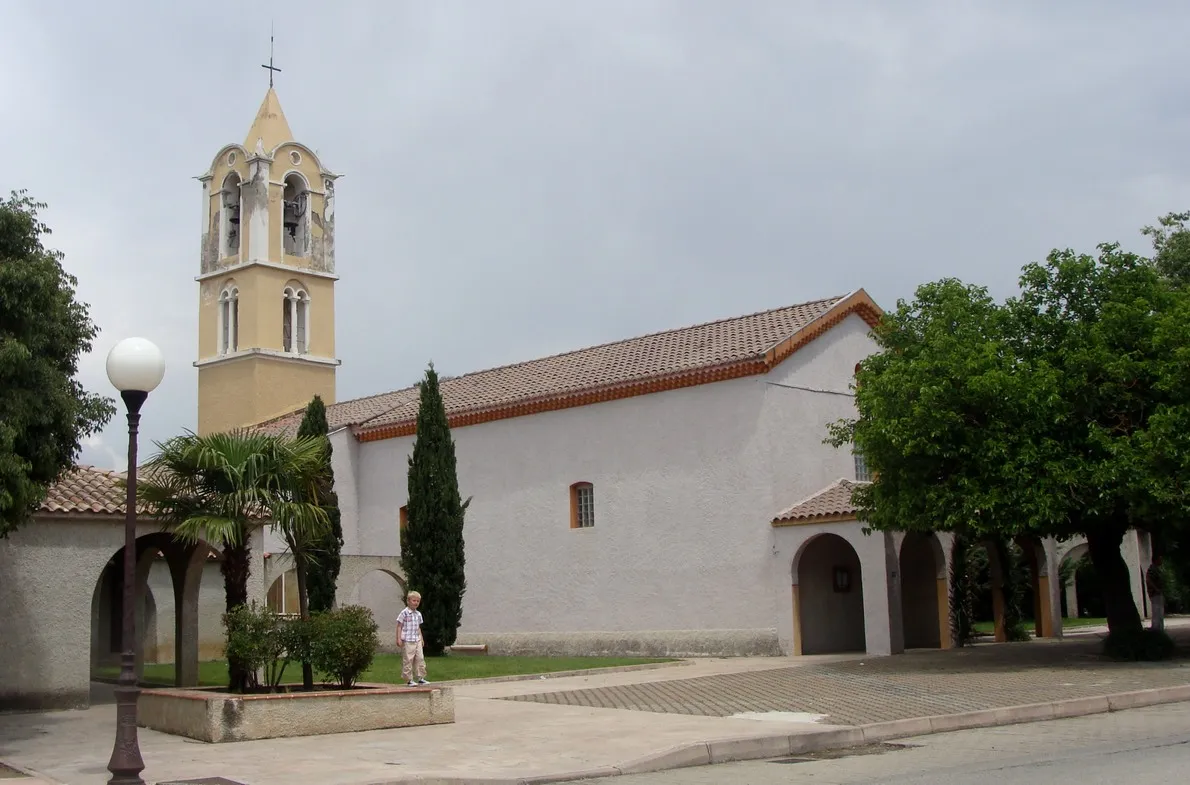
top-left (106, 337), bottom-right (166, 394)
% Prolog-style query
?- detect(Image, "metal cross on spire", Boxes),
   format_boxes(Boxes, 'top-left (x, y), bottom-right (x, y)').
top-left (261, 26), bottom-right (281, 87)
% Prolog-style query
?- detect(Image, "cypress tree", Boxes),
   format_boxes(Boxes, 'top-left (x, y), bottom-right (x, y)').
top-left (402, 363), bottom-right (468, 656)
top-left (297, 394), bottom-right (343, 613)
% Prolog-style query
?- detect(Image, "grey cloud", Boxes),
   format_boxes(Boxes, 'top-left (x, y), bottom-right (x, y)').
top-left (2, 0), bottom-right (1188, 468)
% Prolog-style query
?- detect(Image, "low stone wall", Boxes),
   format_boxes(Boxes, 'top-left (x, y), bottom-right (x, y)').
top-left (138, 682), bottom-right (454, 743)
top-left (454, 628), bottom-right (782, 658)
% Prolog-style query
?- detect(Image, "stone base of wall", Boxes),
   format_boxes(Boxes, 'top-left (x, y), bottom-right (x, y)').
top-left (0, 687), bottom-right (89, 713)
top-left (454, 628), bottom-right (782, 658)
top-left (138, 682), bottom-right (454, 742)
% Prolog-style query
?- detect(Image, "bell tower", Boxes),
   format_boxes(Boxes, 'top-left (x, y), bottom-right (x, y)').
top-left (194, 85), bottom-right (340, 435)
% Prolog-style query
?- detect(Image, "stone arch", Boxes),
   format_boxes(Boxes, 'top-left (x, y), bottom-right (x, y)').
top-left (1013, 534), bottom-right (1060, 638)
top-left (1059, 541), bottom-right (1093, 619)
top-left (898, 532), bottom-right (949, 649)
top-left (792, 533), bottom-right (865, 655)
top-left (338, 556), bottom-right (407, 652)
top-left (89, 531), bottom-right (220, 687)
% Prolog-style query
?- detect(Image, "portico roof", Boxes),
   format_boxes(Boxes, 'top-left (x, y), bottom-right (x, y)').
top-left (39, 465), bottom-right (141, 516)
top-left (772, 478), bottom-right (867, 525)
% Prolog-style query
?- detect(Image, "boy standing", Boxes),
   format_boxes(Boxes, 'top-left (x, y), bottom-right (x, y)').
top-left (396, 591), bottom-right (429, 686)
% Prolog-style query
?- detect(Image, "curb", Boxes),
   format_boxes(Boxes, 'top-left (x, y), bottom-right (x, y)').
top-left (364, 683), bottom-right (1190, 785)
top-left (0, 758), bottom-right (61, 783)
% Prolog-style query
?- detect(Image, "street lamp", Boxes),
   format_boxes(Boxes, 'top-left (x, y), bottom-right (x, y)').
top-left (104, 337), bottom-right (165, 785)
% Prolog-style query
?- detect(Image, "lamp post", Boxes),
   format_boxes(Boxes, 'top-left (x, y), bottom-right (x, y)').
top-left (104, 337), bottom-right (165, 785)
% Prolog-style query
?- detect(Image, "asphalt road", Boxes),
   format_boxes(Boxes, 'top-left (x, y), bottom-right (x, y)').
top-left (570, 701), bottom-right (1190, 784)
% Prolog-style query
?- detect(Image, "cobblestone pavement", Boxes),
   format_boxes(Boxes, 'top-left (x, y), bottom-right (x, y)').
top-left (503, 629), bottom-right (1190, 725)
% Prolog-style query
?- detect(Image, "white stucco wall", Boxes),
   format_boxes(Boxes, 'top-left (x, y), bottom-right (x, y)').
top-left (262, 427), bottom-right (359, 557)
top-left (344, 314), bottom-right (878, 651)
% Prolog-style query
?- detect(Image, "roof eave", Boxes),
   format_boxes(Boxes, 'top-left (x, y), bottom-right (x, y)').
top-left (353, 356), bottom-right (770, 443)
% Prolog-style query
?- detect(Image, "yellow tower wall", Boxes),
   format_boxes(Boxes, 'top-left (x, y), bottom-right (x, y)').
top-left (197, 356), bottom-right (336, 436)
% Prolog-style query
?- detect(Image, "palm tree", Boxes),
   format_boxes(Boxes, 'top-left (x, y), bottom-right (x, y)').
top-left (138, 429), bottom-right (331, 692)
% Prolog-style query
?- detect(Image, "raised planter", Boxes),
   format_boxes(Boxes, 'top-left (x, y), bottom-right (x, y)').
top-left (137, 682), bottom-right (454, 742)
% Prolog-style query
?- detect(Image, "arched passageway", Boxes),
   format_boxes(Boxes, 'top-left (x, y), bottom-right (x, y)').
top-left (90, 557), bottom-right (157, 670)
top-left (1060, 543), bottom-right (1101, 618)
top-left (88, 531), bottom-right (219, 687)
top-left (899, 532), bottom-right (948, 649)
top-left (793, 533), bottom-right (865, 655)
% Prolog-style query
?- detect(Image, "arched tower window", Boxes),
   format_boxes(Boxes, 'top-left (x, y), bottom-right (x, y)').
top-left (220, 173), bottom-right (242, 258)
top-left (282, 173), bottom-right (310, 257)
top-left (218, 283), bottom-right (239, 354)
top-left (282, 285), bottom-right (311, 354)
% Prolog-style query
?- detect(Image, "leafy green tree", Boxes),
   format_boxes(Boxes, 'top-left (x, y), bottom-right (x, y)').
top-left (1142, 210), bottom-right (1190, 286)
top-left (1, 190), bottom-right (115, 536)
top-left (401, 363), bottom-right (469, 656)
top-left (297, 395), bottom-right (343, 614)
top-left (829, 243), bottom-right (1190, 655)
top-left (138, 429), bottom-right (331, 691)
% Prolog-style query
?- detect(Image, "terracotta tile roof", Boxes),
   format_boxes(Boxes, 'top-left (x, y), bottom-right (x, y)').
top-left (39, 465), bottom-right (138, 516)
top-left (773, 478), bottom-right (866, 523)
top-left (39, 465), bottom-right (268, 523)
top-left (250, 289), bottom-right (882, 442)
top-left (253, 388), bottom-right (419, 439)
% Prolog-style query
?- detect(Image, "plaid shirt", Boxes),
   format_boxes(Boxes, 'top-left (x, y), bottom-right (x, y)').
top-left (396, 607), bottom-right (423, 643)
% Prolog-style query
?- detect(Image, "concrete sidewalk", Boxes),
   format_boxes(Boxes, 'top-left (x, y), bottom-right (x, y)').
top-left (1, 625), bottom-right (1189, 785)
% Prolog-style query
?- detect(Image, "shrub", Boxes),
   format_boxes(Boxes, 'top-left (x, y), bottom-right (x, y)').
top-left (309, 605), bottom-right (380, 688)
top-left (1104, 627), bottom-right (1175, 661)
top-left (222, 603), bottom-right (296, 691)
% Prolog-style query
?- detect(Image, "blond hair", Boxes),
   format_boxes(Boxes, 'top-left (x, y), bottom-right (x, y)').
top-left (406, 591), bottom-right (421, 601)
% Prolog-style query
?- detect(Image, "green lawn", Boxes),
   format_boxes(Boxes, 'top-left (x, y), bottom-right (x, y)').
top-left (94, 654), bottom-right (674, 687)
top-left (971, 617), bottom-right (1106, 635)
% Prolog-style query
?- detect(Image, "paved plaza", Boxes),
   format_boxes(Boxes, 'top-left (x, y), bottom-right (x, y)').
top-left (0, 623), bottom-right (1188, 784)
top-left (502, 629), bottom-right (1190, 725)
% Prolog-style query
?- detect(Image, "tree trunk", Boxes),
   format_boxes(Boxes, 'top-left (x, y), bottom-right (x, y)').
top-left (295, 554), bottom-right (314, 690)
top-left (221, 538), bottom-right (253, 692)
top-left (1085, 527), bottom-right (1143, 635)
top-left (1147, 533), bottom-right (1166, 633)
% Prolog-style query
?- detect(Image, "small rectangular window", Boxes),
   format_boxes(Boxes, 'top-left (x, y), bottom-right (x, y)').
top-left (571, 483), bottom-right (595, 528)
top-left (854, 449), bottom-right (871, 483)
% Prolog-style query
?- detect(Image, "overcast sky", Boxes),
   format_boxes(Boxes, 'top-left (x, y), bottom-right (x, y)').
top-left (3, 0), bottom-right (1189, 471)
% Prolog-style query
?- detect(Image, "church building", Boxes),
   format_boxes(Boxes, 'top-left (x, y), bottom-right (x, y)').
top-left (0, 85), bottom-right (1155, 712)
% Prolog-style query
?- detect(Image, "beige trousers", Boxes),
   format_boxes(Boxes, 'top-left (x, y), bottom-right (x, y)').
top-left (401, 640), bottom-right (426, 681)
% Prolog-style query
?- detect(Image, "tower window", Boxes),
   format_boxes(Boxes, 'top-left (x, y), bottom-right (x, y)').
top-left (218, 284), bottom-right (239, 354)
top-left (282, 173), bottom-right (309, 257)
top-left (282, 285), bottom-right (311, 354)
top-left (570, 482), bottom-right (595, 529)
top-left (220, 173), bottom-right (241, 258)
